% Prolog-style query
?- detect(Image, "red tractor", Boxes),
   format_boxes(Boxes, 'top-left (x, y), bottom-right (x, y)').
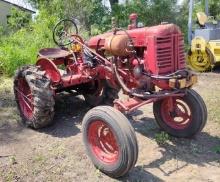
top-left (14, 14), bottom-right (207, 178)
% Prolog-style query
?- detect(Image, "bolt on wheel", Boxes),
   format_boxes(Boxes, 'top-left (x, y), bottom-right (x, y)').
top-left (87, 120), bottom-right (119, 164)
top-left (160, 97), bottom-right (192, 130)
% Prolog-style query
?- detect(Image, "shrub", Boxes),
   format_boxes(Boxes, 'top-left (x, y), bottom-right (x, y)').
top-left (0, 11), bottom-right (57, 76)
top-left (7, 7), bottom-right (32, 32)
top-left (155, 131), bottom-right (170, 145)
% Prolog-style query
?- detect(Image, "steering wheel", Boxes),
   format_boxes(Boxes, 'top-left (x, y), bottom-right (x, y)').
top-left (53, 19), bottom-right (78, 47)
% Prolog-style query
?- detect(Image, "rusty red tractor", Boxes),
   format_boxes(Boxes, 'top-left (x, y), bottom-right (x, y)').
top-left (14, 14), bottom-right (207, 178)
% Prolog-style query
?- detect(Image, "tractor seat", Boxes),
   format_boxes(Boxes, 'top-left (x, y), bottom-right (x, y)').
top-left (38, 48), bottom-right (70, 59)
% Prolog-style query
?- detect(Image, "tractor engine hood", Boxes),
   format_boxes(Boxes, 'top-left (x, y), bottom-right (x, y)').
top-left (87, 23), bottom-right (182, 49)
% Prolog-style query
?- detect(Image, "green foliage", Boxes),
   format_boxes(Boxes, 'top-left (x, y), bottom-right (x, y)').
top-left (111, 0), bottom-right (177, 28)
top-left (0, 11), bottom-right (57, 76)
top-left (202, 0), bottom-right (220, 18)
top-left (176, 0), bottom-right (220, 45)
top-left (7, 8), bottom-right (32, 32)
top-left (176, 0), bottom-right (189, 44)
top-left (0, 26), bottom-right (4, 38)
top-left (155, 131), bottom-right (170, 145)
top-left (1, 0), bottom-right (220, 76)
top-left (0, 0), bottom-right (110, 75)
top-left (28, 0), bottom-right (110, 35)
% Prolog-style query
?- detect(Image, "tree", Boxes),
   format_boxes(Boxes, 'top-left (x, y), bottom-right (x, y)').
top-left (111, 0), bottom-right (177, 28)
top-left (28, 0), bottom-right (110, 35)
top-left (7, 8), bottom-right (32, 31)
top-left (207, 0), bottom-right (220, 18)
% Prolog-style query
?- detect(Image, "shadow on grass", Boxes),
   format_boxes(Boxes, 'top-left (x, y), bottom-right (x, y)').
top-left (0, 92), bottom-right (86, 142)
top-left (2, 90), bottom-right (219, 180)
top-left (120, 167), bottom-right (163, 182)
top-left (130, 115), bottom-right (220, 177)
top-left (38, 94), bottom-right (164, 181)
top-left (0, 120), bottom-right (24, 144)
top-left (38, 96), bottom-right (220, 180)
top-left (0, 93), bottom-right (23, 144)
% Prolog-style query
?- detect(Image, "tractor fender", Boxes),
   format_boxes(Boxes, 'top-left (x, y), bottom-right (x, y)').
top-left (36, 58), bottom-right (61, 83)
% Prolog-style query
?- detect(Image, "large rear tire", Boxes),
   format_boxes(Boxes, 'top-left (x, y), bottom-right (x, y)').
top-left (14, 65), bottom-right (55, 129)
top-left (82, 106), bottom-right (138, 178)
top-left (153, 89), bottom-right (207, 138)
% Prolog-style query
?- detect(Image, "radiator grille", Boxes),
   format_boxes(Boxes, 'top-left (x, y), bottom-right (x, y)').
top-left (156, 34), bottom-right (185, 74)
top-left (156, 37), bottom-right (172, 70)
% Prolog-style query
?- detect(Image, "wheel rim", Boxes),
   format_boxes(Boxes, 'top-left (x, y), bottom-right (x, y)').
top-left (187, 51), bottom-right (211, 72)
top-left (16, 78), bottom-right (33, 119)
top-left (87, 120), bottom-right (119, 164)
top-left (160, 97), bottom-right (192, 130)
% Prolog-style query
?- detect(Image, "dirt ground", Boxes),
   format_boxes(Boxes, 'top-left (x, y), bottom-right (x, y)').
top-left (0, 72), bottom-right (220, 182)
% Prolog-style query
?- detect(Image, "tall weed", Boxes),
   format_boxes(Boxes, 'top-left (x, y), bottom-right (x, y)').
top-left (0, 11), bottom-right (57, 76)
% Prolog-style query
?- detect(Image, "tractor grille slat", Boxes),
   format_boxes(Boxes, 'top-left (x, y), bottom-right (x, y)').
top-left (157, 54), bottom-right (172, 58)
top-left (157, 56), bottom-right (172, 60)
top-left (155, 34), bottom-right (185, 74)
top-left (178, 35), bottom-right (186, 67)
top-left (158, 61), bottom-right (172, 64)
top-left (156, 36), bottom-right (172, 73)
top-left (157, 49), bottom-right (172, 54)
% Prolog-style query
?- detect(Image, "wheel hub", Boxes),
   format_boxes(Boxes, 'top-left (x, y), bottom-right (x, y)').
top-left (161, 97), bottom-right (192, 129)
top-left (87, 120), bottom-right (119, 164)
top-left (187, 50), bottom-right (212, 72)
top-left (15, 78), bottom-right (33, 120)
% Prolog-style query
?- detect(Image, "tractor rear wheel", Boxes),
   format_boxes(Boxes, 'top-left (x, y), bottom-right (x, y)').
top-left (14, 65), bottom-right (55, 129)
top-left (82, 106), bottom-right (138, 178)
top-left (153, 89), bottom-right (207, 138)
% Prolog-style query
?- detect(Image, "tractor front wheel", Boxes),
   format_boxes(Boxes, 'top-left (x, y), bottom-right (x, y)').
top-left (82, 106), bottom-right (138, 178)
top-left (14, 65), bottom-right (55, 129)
top-left (153, 89), bottom-right (207, 138)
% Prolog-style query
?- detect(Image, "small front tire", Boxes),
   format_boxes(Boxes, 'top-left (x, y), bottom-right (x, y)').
top-left (82, 106), bottom-right (138, 178)
top-left (153, 89), bottom-right (207, 138)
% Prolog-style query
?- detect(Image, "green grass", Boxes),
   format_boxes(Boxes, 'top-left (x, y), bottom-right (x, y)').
top-left (9, 156), bottom-right (17, 165)
top-left (155, 131), bottom-right (170, 145)
top-left (33, 154), bottom-right (47, 164)
top-left (202, 90), bottom-right (220, 124)
top-left (0, 12), bottom-right (57, 76)
top-left (0, 76), bottom-right (14, 105)
top-left (194, 75), bottom-right (220, 125)
top-left (0, 76), bottom-right (12, 89)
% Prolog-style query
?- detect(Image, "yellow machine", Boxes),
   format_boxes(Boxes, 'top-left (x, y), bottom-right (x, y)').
top-left (187, 0), bottom-right (220, 72)
top-left (188, 36), bottom-right (220, 72)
